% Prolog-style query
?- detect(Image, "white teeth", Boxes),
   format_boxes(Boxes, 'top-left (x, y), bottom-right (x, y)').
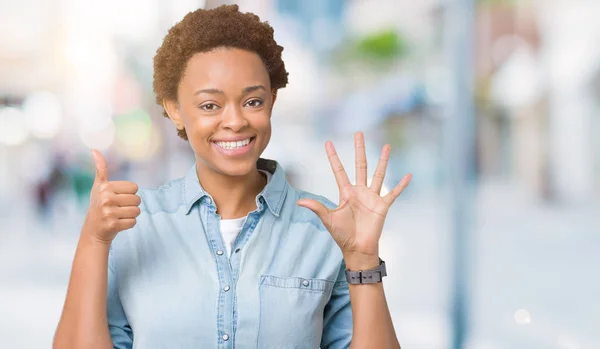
top-left (215, 138), bottom-right (251, 149)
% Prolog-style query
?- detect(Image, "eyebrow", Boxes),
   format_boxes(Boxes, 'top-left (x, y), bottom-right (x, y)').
top-left (194, 88), bottom-right (224, 95)
top-left (194, 85), bottom-right (267, 96)
top-left (242, 85), bottom-right (267, 93)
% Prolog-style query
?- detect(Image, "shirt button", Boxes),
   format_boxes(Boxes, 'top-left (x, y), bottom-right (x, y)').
top-left (222, 334), bottom-right (229, 341)
top-left (302, 280), bottom-right (309, 287)
top-left (216, 250), bottom-right (224, 256)
top-left (223, 285), bottom-right (230, 292)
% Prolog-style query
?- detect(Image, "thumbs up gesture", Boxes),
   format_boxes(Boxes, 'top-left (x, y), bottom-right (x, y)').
top-left (83, 150), bottom-right (141, 244)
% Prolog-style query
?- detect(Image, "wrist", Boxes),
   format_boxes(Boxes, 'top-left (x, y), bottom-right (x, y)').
top-left (80, 226), bottom-right (113, 248)
top-left (343, 251), bottom-right (380, 271)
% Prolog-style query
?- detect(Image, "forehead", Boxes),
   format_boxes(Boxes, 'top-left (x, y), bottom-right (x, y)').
top-left (180, 48), bottom-right (270, 91)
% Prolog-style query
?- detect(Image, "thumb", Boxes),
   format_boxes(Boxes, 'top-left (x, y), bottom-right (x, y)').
top-left (296, 199), bottom-right (331, 226)
top-left (91, 149), bottom-right (108, 183)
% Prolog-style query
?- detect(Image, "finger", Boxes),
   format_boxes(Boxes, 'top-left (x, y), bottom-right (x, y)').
top-left (115, 194), bottom-right (141, 207)
top-left (354, 132), bottom-right (367, 187)
top-left (116, 218), bottom-right (137, 231)
top-left (383, 173), bottom-right (412, 205)
top-left (296, 199), bottom-right (332, 228)
top-left (370, 144), bottom-right (391, 194)
top-left (115, 206), bottom-right (141, 219)
top-left (325, 141), bottom-right (351, 190)
top-left (108, 181), bottom-right (139, 195)
top-left (91, 149), bottom-right (108, 183)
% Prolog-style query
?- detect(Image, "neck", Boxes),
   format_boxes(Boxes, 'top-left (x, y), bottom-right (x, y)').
top-left (196, 162), bottom-right (267, 220)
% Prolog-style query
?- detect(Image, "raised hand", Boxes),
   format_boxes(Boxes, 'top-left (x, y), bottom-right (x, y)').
top-left (83, 150), bottom-right (141, 244)
top-left (296, 132), bottom-right (411, 262)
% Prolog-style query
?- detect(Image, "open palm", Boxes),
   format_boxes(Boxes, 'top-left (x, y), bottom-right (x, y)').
top-left (297, 132), bottom-right (412, 257)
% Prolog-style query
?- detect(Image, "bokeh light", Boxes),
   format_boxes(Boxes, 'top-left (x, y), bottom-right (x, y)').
top-left (79, 118), bottom-right (116, 151)
top-left (0, 107), bottom-right (29, 146)
top-left (22, 91), bottom-right (63, 139)
top-left (514, 309), bottom-right (532, 325)
top-left (114, 109), bottom-right (158, 160)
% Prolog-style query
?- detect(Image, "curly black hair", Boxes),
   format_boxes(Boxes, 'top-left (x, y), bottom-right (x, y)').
top-left (153, 4), bottom-right (289, 140)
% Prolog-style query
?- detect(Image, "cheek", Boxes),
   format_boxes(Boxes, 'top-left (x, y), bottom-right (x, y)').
top-left (179, 112), bottom-right (216, 153)
top-left (264, 125), bottom-right (271, 142)
top-left (182, 112), bottom-right (216, 137)
top-left (256, 117), bottom-right (271, 142)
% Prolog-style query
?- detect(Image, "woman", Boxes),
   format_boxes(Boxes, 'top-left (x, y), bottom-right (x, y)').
top-left (53, 5), bottom-right (411, 349)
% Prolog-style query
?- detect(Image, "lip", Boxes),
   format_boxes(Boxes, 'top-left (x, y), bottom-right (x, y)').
top-left (212, 135), bottom-right (255, 142)
top-left (211, 136), bottom-right (256, 157)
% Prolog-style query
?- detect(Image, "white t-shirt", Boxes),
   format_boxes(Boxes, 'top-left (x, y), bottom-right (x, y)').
top-left (219, 170), bottom-right (272, 257)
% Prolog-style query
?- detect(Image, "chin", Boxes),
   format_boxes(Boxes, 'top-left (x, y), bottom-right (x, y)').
top-left (212, 156), bottom-right (259, 177)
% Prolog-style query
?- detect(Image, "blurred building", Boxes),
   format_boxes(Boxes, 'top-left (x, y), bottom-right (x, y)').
top-left (475, 0), bottom-right (600, 203)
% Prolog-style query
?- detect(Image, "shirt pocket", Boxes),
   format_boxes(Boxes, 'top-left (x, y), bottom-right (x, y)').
top-left (257, 275), bottom-right (334, 349)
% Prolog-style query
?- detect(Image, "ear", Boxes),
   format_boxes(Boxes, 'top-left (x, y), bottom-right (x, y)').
top-left (163, 99), bottom-right (185, 131)
top-left (271, 89), bottom-right (278, 110)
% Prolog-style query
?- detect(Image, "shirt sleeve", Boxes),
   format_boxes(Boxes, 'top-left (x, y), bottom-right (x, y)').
top-left (107, 246), bottom-right (133, 349)
top-left (320, 261), bottom-right (353, 349)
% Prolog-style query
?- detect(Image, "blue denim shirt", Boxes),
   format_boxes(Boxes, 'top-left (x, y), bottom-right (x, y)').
top-left (107, 158), bottom-right (352, 349)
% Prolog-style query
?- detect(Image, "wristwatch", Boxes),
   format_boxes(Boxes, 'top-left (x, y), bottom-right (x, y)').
top-left (345, 258), bottom-right (387, 284)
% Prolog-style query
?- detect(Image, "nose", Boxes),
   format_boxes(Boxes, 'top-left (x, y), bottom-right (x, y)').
top-left (221, 106), bottom-right (248, 132)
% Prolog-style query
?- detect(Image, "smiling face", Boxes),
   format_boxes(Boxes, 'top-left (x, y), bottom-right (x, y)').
top-left (164, 47), bottom-right (276, 177)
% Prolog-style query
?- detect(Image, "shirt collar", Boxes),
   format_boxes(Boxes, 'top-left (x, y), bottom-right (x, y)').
top-left (183, 158), bottom-right (288, 217)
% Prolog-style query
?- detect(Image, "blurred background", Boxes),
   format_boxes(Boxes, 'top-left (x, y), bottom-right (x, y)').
top-left (1, 0), bottom-right (599, 348)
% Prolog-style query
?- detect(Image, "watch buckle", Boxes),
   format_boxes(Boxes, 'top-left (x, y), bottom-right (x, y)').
top-left (358, 270), bottom-right (382, 284)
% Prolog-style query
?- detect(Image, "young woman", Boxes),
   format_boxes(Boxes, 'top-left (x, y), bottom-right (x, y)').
top-left (53, 5), bottom-right (411, 349)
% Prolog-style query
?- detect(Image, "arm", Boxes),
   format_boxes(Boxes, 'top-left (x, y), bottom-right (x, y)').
top-left (320, 257), bottom-right (399, 349)
top-left (344, 254), bottom-right (399, 349)
top-left (53, 150), bottom-right (139, 349)
top-left (53, 231), bottom-right (113, 349)
top-left (297, 131), bottom-right (411, 349)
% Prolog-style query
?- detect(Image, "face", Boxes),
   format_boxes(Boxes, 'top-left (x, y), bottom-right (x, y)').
top-left (164, 47), bottom-right (276, 177)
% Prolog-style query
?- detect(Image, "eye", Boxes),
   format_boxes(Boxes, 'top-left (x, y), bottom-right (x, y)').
top-left (200, 103), bottom-right (219, 111)
top-left (245, 99), bottom-right (264, 108)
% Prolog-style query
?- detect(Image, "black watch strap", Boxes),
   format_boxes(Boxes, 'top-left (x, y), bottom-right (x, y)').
top-left (345, 258), bottom-right (387, 284)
